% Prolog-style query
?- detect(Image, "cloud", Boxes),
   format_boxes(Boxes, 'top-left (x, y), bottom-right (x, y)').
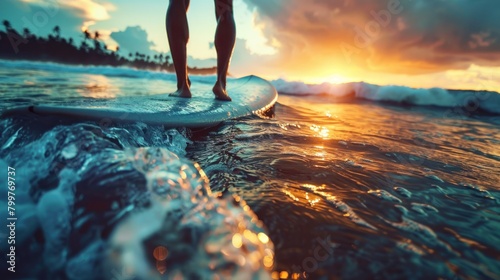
top-left (110, 26), bottom-right (156, 56)
top-left (242, 0), bottom-right (500, 76)
top-left (229, 38), bottom-right (277, 77)
top-left (2, 0), bottom-right (116, 46)
top-left (1, 0), bottom-right (88, 39)
top-left (20, 0), bottom-right (115, 21)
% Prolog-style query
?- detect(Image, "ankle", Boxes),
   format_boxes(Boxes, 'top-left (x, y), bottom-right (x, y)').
top-left (178, 81), bottom-right (190, 90)
top-left (215, 79), bottom-right (226, 87)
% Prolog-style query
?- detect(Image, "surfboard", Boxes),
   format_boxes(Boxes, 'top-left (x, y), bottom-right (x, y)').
top-left (1, 75), bottom-right (278, 128)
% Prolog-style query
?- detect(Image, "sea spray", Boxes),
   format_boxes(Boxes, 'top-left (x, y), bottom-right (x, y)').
top-left (272, 79), bottom-right (500, 114)
top-left (106, 147), bottom-right (274, 279)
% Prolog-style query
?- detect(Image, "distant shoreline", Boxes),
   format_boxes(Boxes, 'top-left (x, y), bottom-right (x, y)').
top-left (0, 21), bottom-right (217, 76)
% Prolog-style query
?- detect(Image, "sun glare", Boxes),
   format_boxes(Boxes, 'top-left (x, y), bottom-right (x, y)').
top-left (301, 74), bottom-right (352, 85)
top-left (327, 74), bottom-right (351, 84)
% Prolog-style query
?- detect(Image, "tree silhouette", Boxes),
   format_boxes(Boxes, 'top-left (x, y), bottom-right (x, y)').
top-left (2, 20), bottom-right (11, 31)
top-left (23, 28), bottom-right (31, 39)
top-left (93, 31), bottom-right (101, 51)
top-left (0, 21), bottom-right (215, 74)
top-left (53, 26), bottom-right (60, 40)
top-left (80, 30), bottom-right (91, 50)
top-left (82, 29), bottom-right (91, 47)
top-left (83, 30), bottom-right (91, 41)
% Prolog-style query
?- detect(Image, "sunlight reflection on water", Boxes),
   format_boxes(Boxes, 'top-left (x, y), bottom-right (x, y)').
top-left (1, 64), bottom-right (499, 279)
top-left (189, 94), bottom-right (500, 279)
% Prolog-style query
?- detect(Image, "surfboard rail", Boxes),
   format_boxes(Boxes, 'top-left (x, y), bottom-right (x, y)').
top-left (1, 75), bottom-right (278, 128)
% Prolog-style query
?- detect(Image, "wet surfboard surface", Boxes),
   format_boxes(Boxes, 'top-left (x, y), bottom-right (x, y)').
top-left (2, 75), bottom-right (278, 128)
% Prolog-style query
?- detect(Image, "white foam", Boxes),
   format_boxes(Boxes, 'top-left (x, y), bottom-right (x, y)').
top-left (272, 78), bottom-right (355, 97)
top-left (272, 79), bottom-right (500, 114)
top-left (108, 147), bottom-right (274, 279)
top-left (2, 59), bottom-right (498, 114)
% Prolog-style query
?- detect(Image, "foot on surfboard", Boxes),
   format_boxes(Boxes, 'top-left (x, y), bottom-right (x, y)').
top-left (212, 82), bottom-right (232, 101)
top-left (169, 86), bottom-right (192, 98)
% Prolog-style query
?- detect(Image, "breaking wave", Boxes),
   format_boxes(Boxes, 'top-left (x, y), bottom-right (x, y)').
top-left (272, 79), bottom-right (500, 115)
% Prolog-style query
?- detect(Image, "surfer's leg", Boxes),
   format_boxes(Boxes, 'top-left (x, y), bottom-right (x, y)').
top-left (167, 0), bottom-right (192, 98)
top-left (213, 0), bottom-right (235, 101)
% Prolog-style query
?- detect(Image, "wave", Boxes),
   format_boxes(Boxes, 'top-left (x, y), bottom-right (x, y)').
top-left (2, 59), bottom-right (499, 115)
top-left (272, 79), bottom-right (500, 115)
top-left (0, 118), bottom-right (273, 278)
top-left (0, 59), bottom-right (216, 84)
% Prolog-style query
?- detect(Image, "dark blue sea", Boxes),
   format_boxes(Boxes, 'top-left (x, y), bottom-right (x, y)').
top-left (1, 60), bottom-right (499, 280)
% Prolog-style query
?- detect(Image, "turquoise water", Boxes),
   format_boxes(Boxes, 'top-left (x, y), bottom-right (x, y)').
top-left (1, 60), bottom-right (499, 279)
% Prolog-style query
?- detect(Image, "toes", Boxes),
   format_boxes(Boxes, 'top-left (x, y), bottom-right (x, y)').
top-left (218, 96), bottom-right (232, 101)
top-left (215, 93), bottom-right (231, 101)
top-left (169, 89), bottom-right (192, 98)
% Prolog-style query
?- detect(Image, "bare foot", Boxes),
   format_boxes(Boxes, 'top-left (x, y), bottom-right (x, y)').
top-left (212, 81), bottom-right (231, 101)
top-left (169, 86), bottom-right (192, 98)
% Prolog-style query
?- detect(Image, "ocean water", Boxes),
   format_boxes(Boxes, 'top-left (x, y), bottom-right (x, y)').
top-left (0, 60), bottom-right (499, 279)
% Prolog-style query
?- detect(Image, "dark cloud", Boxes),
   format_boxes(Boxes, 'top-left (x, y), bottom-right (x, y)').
top-left (110, 27), bottom-right (217, 67)
top-left (110, 26), bottom-right (156, 56)
top-left (243, 0), bottom-right (500, 74)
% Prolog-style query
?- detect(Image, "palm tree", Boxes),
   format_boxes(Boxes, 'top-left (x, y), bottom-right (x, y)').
top-left (93, 31), bottom-right (101, 51)
top-left (23, 28), bottom-right (31, 39)
top-left (53, 26), bottom-right (60, 39)
top-left (2, 20), bottom-right (12, 31)
top-left (83, 30), bottom-right (91, 41)
top-left (81, 30), bottom-right (91, 51)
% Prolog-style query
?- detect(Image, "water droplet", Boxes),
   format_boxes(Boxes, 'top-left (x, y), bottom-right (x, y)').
top-left (62, 144), bottom-right (78, 159)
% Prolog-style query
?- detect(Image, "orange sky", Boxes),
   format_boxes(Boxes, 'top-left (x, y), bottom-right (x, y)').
top-left (233, 0), bottom-right (500, 91)
top-left (4, 0), bottom-right (500, 91)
